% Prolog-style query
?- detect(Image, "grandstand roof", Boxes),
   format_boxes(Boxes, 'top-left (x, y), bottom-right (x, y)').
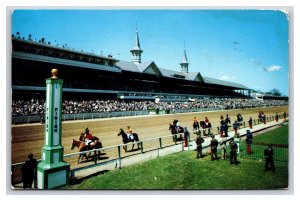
top-left (13, 51), bottom-right (122, 73)
top-left (116, 60), bottom-right (248, 89)
top-left (203, 76), bottom-right (248, 89)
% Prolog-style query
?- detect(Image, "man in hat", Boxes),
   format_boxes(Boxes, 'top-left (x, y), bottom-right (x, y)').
top-left (248, 117), bottom-right (253, 129)
top-left (210, 134), bottom-right (218, 160)
top-left (264, 144), bottom-right (275, 172)
top-left (229, 137), bottom-right (238, 164)
top-left (233, 120), bottom-right (239, 136)
top-left (275, 113), bottom-right (279, 122)
top-left (195, 135), bottom-right (205, 158)
top-left (21, 153), bottom-right (37, 188)
top-left (246, 130), bottom-right (253, 154)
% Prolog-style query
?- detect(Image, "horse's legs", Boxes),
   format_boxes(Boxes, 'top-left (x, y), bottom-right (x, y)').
top-left (77, 155), bottom-right (81, 164)
top-left (123, 145), bottom-right (128, 152)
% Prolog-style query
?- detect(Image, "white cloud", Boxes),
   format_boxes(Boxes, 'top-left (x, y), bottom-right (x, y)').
top-left (220, 75), bottom-right (235, 81)
top-left (263, 65), bottom-right (282, 72)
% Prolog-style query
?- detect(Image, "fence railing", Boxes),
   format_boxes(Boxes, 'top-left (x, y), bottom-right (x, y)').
top-left (11, 132), bottom-right (186, 185)
top-left (239, 142), bottom-right (288, 163)
top-left (11, 107), bottom-right (226, 124)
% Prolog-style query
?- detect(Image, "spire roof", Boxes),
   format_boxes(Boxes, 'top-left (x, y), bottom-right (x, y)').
top-left (181, 49), bottom-right (188, 64)
top-left (131, 30), bottom-right (142, 52)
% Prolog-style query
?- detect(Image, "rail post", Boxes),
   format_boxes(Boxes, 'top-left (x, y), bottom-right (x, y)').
top-left (254, 119), bottom-right (256, 125)
top-left (140, 141), bottom-right (144, 153)
top-left (117, 145), bottom-right (122, 169)
top-left (94, 150), bottom-right (97, 164)
top-left (159, 138), bottom-right (162, 149)
top-left (181, 136), bottom-right (184, 151)
top-left (243, 122), bottom-right (246, 128)
top-left (217, 127), bottom-right (220, 135)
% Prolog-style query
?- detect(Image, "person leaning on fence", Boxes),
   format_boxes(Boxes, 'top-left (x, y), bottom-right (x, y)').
top-left (248, 117), bottom-right (253, 129)
top-left (283, 111), bottom-right (287, 122)
top-left (184, 127), bottom-right (190, 147)
top-left (229, 137), bottom-right (238, 164)
top-left (210, 134), bottom-right (218, 161)
top-left (21, 153), bottom-right (37, 189)
top-left (233, 120), bottom-right (239, 135)
top-left (220, 138), bottom-right (227, 160)
top-left (275, 113), bottom-right (279, 122)
top-left (196, 135), bottom-right (204, 158)
top-left (264, 144), bottom-right (275, 173)
top-left (246, 130), bottom-right (253, 154)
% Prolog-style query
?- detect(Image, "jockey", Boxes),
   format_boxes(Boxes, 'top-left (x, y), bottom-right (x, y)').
top-left (176, 120), bottom-right (181, 132)
top-left (194, 117), bottom-right (198, 123)
top-left (225, 114), bottom-right (231, 124)
top-left (205, 117), bottom-right (209, 125)
top-left (237, 113), bottom-right (243, 122)
top-left (84, 128), bottom-right (94, 147)
top-left (127, 126), bottom-right (134, 141)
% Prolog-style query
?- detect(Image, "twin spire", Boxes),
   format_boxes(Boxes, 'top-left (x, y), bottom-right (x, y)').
top-left (130, 30), bottom-right (143, 64)
top-left (130, 29), bottom-right (189, 74)
top-left (180, 49), bottom-right (189, 74)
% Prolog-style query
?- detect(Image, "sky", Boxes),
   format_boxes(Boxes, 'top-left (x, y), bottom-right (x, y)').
top-left (11, 9), bottom-right (289, 96)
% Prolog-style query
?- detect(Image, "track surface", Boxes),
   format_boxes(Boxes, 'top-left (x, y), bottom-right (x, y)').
top-left (11, 106), bottom-right (288, 165)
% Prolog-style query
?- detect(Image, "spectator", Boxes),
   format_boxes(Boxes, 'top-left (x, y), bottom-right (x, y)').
top-left (183, 127), bottom-right (190, 147)
top-left (246, 130), bottom-right (253, 154)
top-left (229, 137), bottom-right (238, 164)
top-left (220, 138), bottom-right (227, 160)
top-left (248, 117), bottom-right (253, 129)
top-left (21, 153), bottom-right (37, 189)
top-left (195, 135), bottom-right (204, 159)
top-left (210, 134), bottom-right (218, 161)
top-left (264, 144), bottom-right (275, 172)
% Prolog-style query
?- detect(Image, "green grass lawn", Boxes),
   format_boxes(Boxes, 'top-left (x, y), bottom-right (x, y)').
top-left (253, 124), bottom-right (288, 145)
top-left (65, 151), bottom-right (288, 190)
top-left (65, 124), bottom-right (289, 190)
top-left (239, 124), bottom-right (288, 162)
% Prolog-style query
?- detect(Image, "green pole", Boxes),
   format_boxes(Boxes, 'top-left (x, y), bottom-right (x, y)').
top-left (37, 69), bottom-right (70, 189)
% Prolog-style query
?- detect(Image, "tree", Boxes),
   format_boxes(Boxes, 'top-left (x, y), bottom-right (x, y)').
top-left (268, 89), bottom-right (282, 96)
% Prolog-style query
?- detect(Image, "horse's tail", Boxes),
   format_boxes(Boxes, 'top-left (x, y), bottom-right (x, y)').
top-left (133, 133), bottom-right (139, 141)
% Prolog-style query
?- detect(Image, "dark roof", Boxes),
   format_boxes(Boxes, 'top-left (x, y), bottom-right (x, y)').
top-left (203, 76), bottom-right (248, 89)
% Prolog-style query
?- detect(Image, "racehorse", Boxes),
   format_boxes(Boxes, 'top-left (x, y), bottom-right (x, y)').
top-left (199, 121), bottom-right (212, 136)
top-left (169, 124), bottom-right (184, 144)
top-left (192, 121), bottom-right (200, 135)
top-left (71, 138), bottom-right (103, 164)
top-left (118, 129), bottom-right (140, 152)
top-left (237, 113), bottom-right (243, 125)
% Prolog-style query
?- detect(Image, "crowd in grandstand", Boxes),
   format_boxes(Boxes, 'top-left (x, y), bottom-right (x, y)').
top-left (11, 98), bottom-right (288, 116)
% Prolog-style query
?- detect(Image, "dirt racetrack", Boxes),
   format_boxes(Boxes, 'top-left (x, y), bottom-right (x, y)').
top-left (11, 106), bottom-right (288, 166)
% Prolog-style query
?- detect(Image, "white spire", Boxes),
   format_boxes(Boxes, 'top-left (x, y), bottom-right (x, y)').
top-left (180, 49), bottom-right (189, 74)
top-left (130, 30), bottom-right (143, 64)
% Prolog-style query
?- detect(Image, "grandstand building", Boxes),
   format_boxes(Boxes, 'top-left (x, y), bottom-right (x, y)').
top-left (12, 30), bottom-right (251, 102)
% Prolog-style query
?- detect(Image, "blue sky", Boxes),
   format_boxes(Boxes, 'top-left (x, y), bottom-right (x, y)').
top-left (12, 9), bottom-right (289, 96)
